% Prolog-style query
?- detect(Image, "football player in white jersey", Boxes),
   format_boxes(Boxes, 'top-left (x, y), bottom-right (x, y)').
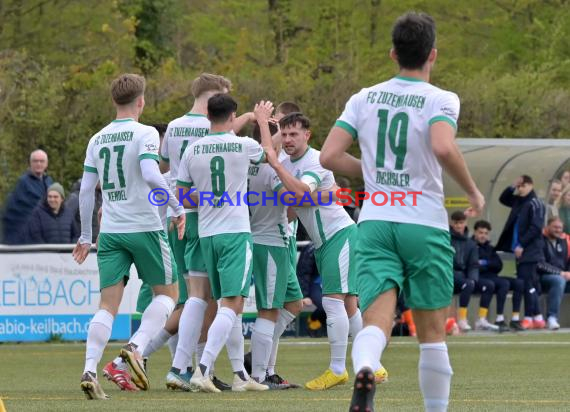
top-left (73, 74), bottom-right (186, 399)
top-left (320, 12), bottom-right (484, 412)
top-left (266, 113), bottom-right (386, 390)
top-left (177, 94), bottom-right (275, 393)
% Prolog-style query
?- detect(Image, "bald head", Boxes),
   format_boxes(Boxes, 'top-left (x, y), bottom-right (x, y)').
top-left (30, 150), bottom-right (48, 177)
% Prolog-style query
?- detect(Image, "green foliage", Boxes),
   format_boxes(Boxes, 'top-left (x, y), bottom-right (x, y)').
top-left (0, 0), bottom-right (569, 202)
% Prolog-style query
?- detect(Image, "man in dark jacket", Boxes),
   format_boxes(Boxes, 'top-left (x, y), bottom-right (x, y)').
top-left (296, 244), bottom-right (325, 332)
top-left (473, 220), bottom-right (525, 332)
top-left (2, 150), bottom-right (53, 244)
top-left (496, 175), bottom-right (545, 329)
top-left (537, 217), bottom-right (570, 330)
top-left (450, 211), bottom-right (497, 332)
top-left (24, 182), bottom-right (78, 244)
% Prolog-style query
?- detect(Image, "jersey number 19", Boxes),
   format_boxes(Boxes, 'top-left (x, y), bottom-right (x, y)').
top-left (376, 109), bottom-right (409, 171)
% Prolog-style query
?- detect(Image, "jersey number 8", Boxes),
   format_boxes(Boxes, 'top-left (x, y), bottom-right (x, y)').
top-left (210, 156), bottom-right (225, 196)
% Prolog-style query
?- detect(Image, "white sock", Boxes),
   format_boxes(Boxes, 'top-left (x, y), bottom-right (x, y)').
top-left (172, 297), bottom-right (207, 371)
top-left (512, 313), bottom-right (520, 321)
top-left (167, 334), bottom-right (179, 360)
top-left (195, 341), bottom-right (206, 371)
top-left (348, 309), bottom-right (363, 338)
top-left (251, 318), bottom-right (276, 381)
top-left (226, 314), bottom-right (247, 376)
top-left (419, 342), bottom-right (453, 412)
top-left (495, 314), bottom-right (504, 322)
top-left (200, 307), bottom-right (236, 376)
top-left (113, 356), bottom-right (124, 366)
top-left (322, 297), bottom-right (349, 375)
top-left (84, 309), bottom-right (114, 374)
top-left (268, 309), bottom-right (295, 376)
top-left (142, 328), bottom-right (172, 358)
top-left (524, 316), bottom-right (532, 322)
top-left (533, 314), bottom-right (544, 321)
top-left (130, 295), bottom-right (175, 355)
top-left (352, 325), bottom-right (385, 373)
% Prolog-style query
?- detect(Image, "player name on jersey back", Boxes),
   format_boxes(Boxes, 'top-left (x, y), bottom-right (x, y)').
top-left (84, 119), bottom-right (163, 233)
top-left (337, 76), bottom-right (460, 231)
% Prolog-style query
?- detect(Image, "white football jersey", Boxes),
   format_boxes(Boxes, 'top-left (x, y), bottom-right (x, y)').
top-left (161, 113), bottom-right (210, 214)
top-left (336, 76), bottom-right (460, 231)
top-left (177, 132), bottom-right (265, 238)
top-left (84, 118), bottom-right (163, 233)
top-left (280, 147), bottom-right (354, 249)
top-left (248, 163), bottom-right (288, 247)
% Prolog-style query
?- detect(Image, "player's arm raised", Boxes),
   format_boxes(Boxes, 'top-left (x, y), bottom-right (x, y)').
top-left (234, 112), bottom-right (256, 134)
top-left (254, 100), bottom-right (275, 156)
top-left (320, 126), bottom-right (362, 178)
top-left (430, 121), bottom-right (484, 217)
top-left (267, 151), bottom-right (312, 202)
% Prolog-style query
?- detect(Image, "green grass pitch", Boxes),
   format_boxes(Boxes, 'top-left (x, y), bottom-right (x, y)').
top-left (1, 332), bottom-right (569, 411)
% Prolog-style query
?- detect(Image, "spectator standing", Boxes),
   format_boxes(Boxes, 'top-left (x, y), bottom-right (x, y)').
top-left (556, 185), bottom-right (570, 233)
top-left (450, 211), bottom-right (498, 331)
top-left (25, 183), bottom-right (78, 244)
top-left (537, 217), bottom-right (570, 330)
top-left (496, 175), bottom-right (545, 329)
top-left (2, 150), bottom-right (53, 244)
top-left (473, 220), bottom-right (525, 332)
top-left (545, 179), bottom-right (562, 224)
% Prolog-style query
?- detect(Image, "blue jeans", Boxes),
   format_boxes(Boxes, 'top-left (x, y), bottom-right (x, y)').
top-left (540, 274), bottom-right (567, 319)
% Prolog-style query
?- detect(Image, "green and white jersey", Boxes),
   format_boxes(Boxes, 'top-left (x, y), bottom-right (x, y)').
top-left (278, 149), bottom-right (298, 238)
top-left (280, 147), bottom-right (354, 249)
top-left (336, 76), bottom-right (460, 231)
top-left (161, 113), bottom-right (210, 215)
top-left (248, 163), bottom-right (289, 247)
top-left (84, 118), bottom-right (163, 233)
top-left (177, 132), bottom-right (265, 238)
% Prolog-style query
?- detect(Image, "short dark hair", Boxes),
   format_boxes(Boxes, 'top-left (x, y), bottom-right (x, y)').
top-left (151, 124), bottom-right (168, 138)
top-left (547, 216), bottom-right (562, 225)
top-left (450, 211), bottom-right (466, 222)
top-left (279, 112), bottom-right (310, 130)
top-left (207, 93), bottom-right (238, 124)
top-left (276, 101), bottom-right (301, 116)
top-left (521, 175), bottom-right (533, 185)
top-left (474, 220), bottom-right (492, 231)
top-left (252, 122), bottom-right (278, 143)
top-left (392, 12), bottom-right (436, 70)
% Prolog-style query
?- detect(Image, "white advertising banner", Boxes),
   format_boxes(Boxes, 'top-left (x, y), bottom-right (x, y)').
top-left (0, 252), bottom-right (141, 342)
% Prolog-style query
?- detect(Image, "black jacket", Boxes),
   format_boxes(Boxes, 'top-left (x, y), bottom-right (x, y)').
top-left (2, 171), bottom-right (53, 244)
top-left (451, 228), bottom-right (479, 281)
top-left (475, 239), bottom-right (503, 278)
top-left (537, 235), bottom-right (569, 275)
top-left (296, 244), bottom-right (320, 297)
top-left (496, 187), bottom-right (545, 263)
top-left (24, 201), bottom-right (78, 244)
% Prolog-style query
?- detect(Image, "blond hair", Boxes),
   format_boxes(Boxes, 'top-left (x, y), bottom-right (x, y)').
top-left (111, 74), bottom-right (145, 105)
top-left (556, 185), bottom-right (570, 209)
top-left (191, 73), bottom-right (232, 99)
